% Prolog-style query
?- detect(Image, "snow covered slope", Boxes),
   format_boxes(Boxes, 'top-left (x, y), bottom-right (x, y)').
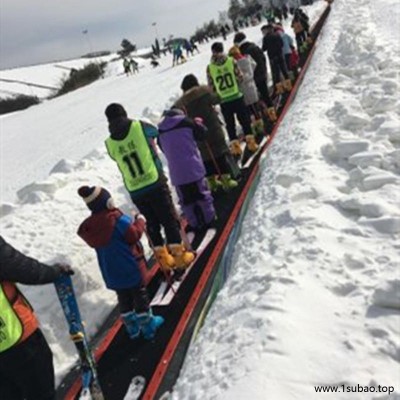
top-left (0, 54), bottom-right (119, 99)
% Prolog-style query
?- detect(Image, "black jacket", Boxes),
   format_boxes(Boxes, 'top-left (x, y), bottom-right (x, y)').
top-left (0, 236), bottom-right (64, 284)
top-left (262, 32), bottom-right (284, 59)
top-left (238, 41), bottom-right (267, 83)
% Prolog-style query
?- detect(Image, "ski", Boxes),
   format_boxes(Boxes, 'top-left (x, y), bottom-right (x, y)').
top-left (242, 137), bottom-right (268, 169)
top-left (123, 376), bottom-right (146, 400)
top-left (154, 228), bottom-right (217, 306)
top-left (54, 275), bottom-right (104, 400)
top-left (150, 225), bottom-right (197, 307)
top-left (150, 280), bottom-right (169, 306)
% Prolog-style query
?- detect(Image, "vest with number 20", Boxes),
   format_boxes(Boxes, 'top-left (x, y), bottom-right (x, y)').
top-left (209, 57), bottom-right (242, 103)
top-left (105, 120), bottom-right (159, 192)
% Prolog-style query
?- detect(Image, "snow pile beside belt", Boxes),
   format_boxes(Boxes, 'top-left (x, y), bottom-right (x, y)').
top-left (172, 0), bottom-right (400, 399)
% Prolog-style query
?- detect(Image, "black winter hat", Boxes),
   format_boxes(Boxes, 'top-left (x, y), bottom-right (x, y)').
top-left (181, 74), bottom-right (199, 92)
top-left (78, 186), bottom-right (115, 213)
top-left (211, 42), bottom-right (224, 53)
top-left (233, 32), bottom-right (246, 44)
top-left (105, 103), bottom-right (127, 122)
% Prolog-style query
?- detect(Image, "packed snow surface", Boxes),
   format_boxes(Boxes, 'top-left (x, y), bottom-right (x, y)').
top-left (0, 0), bottom-right (398, 398)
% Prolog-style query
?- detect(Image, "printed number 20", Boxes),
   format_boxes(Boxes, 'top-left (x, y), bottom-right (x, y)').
top-left (216, 73), bottom-right (234, 91)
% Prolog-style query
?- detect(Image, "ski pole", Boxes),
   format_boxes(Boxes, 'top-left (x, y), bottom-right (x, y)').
top-left (205, 141), bottom-right (222, 179)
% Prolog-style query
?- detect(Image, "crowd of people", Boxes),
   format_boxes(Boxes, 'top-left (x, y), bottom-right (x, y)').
top-left (0, 6), bottom-right (313, 399)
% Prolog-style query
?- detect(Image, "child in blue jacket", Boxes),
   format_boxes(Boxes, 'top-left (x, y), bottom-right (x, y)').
top-left (77, 185), bottom-right (163, 340)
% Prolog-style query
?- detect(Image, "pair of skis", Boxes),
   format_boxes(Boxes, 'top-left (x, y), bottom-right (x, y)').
top-left (241, 136), bottom-right (268, 169)
top-left (54, 275), bottom-right (104, 400)
top-left (151, 228), bottom-right (216, 307)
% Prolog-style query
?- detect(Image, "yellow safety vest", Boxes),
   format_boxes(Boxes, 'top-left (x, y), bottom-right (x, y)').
top-left (209, 57), bottom-right (242, 103)
top-left (105, 120), bottom-right (159, 192)
top-left (0, 284), bottom-right (23, 353)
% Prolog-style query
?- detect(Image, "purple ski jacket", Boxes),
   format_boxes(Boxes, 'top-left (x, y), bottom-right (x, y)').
top-left (158, 111), bottom-right (207, 186)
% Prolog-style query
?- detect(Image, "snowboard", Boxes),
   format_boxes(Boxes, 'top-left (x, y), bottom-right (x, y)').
top-left (54, 275), bottom-right (104, 400)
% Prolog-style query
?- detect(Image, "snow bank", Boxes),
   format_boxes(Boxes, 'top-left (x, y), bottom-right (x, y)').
top-left (172, 0), bottom-right (400, 399)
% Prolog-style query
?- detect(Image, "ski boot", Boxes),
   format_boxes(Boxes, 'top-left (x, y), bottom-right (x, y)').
top-left (121, 311), bottom-right (140, 339)
top-left (252, 119), bottom-right (265, 138)
top-left (137, 309), bottom-right (164, 340)
top-left (245, 135), bottom-right (258, 153)
top-left (220, 174), bottom-right (238, 190)
top-left (275, 82), bottom-right (284, 95)
top-left (300, 42), bottom-right (308, 54)
top-left (154, 245), bottom-right (175, 270)
top-left (229, 139), bottom-right (243, 157)
top-left (168, 243), bottom-right (195, 269)
top-left (265, 107), bottom-right (278, 123)
top-left (207, 175), bottom-right (223, 192)
top-left (283, 79), bottom-right (292, 92)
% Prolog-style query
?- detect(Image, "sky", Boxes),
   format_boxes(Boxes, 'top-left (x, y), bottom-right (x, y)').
top-left (0, 0), bottom-right (230, 70)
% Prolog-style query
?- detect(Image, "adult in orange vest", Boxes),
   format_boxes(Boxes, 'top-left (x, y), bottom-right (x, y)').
top-left (0, 236), bottom-right (73, 400)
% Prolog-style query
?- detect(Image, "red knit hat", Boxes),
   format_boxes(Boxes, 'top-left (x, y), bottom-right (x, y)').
top-left (78, 186), bottom-right (115, 213)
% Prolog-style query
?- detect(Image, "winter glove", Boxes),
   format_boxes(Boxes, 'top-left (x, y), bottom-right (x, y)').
top-left (193, 117), bottom-right (204, 125)
top-left (135, 213), bottom-right (147, 224)
top-left (54, 263), bottom-right (74, 276)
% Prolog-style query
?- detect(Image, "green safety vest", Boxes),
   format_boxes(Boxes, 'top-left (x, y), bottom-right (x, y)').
top-left (105, 120), bottom-right (159, 192)
top-left (208, 57), bottom-right (242, 102)
top-left (0, 284), bottom-right (23, 353)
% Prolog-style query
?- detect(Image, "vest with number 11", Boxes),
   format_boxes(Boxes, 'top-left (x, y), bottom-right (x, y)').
top-left (209, 56), bottom-right (242, 103)
top-left (105, 120), bottom-right (159, 192)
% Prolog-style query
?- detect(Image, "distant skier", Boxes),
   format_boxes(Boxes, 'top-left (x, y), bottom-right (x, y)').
top-left (175, 74), bottom-right (239, 192)
top-left (282, 4), bottom-right (289, 19)
top-left (104, 103), bottom-right (195, 270)
top-left (233, 32), bottom-right (278, 122)
top-left (190, 38), bottom-right (200, 54)
top-left (0, 236), bottom-right (73, 400)
top-left (228, 46), bottom-right (259, 112)
top-left (228, 46), bottom-right (265, 137)
top-left (261, 24), bottom-right (292, 93)
top-left (289, 44), bottom-right (300, 78)
top-left (220, 25), bottom-right (227, 41)
top-left (77, 186), bottom-right (164, 340)
top-left (123, 58), bottom-right (132, 76)
top-left (172, 43), bottom-right (185, 66)
top-left (183, 40), bottom-right (194, 57)
top-left (158, 109), bottom-right (216, 232)
top-left (130, 58), bottom-right (139, 74)
top-left (274, 23), bottom-right (295, 80)
top-left (207, 42), bottom-right (258, 157)
top-left (291, 8), bottom-right (310, 53)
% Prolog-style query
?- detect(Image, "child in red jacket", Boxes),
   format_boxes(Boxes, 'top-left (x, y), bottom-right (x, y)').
top-left (77, 185), bottom-right (164, 340)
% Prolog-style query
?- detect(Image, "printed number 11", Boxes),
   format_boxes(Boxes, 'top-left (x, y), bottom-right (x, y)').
top-left (123, 152), bottom-right (144, 178)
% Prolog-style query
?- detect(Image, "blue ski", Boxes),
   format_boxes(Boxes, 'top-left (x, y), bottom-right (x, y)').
top-left (54, 275), bottom-right (104, 400)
